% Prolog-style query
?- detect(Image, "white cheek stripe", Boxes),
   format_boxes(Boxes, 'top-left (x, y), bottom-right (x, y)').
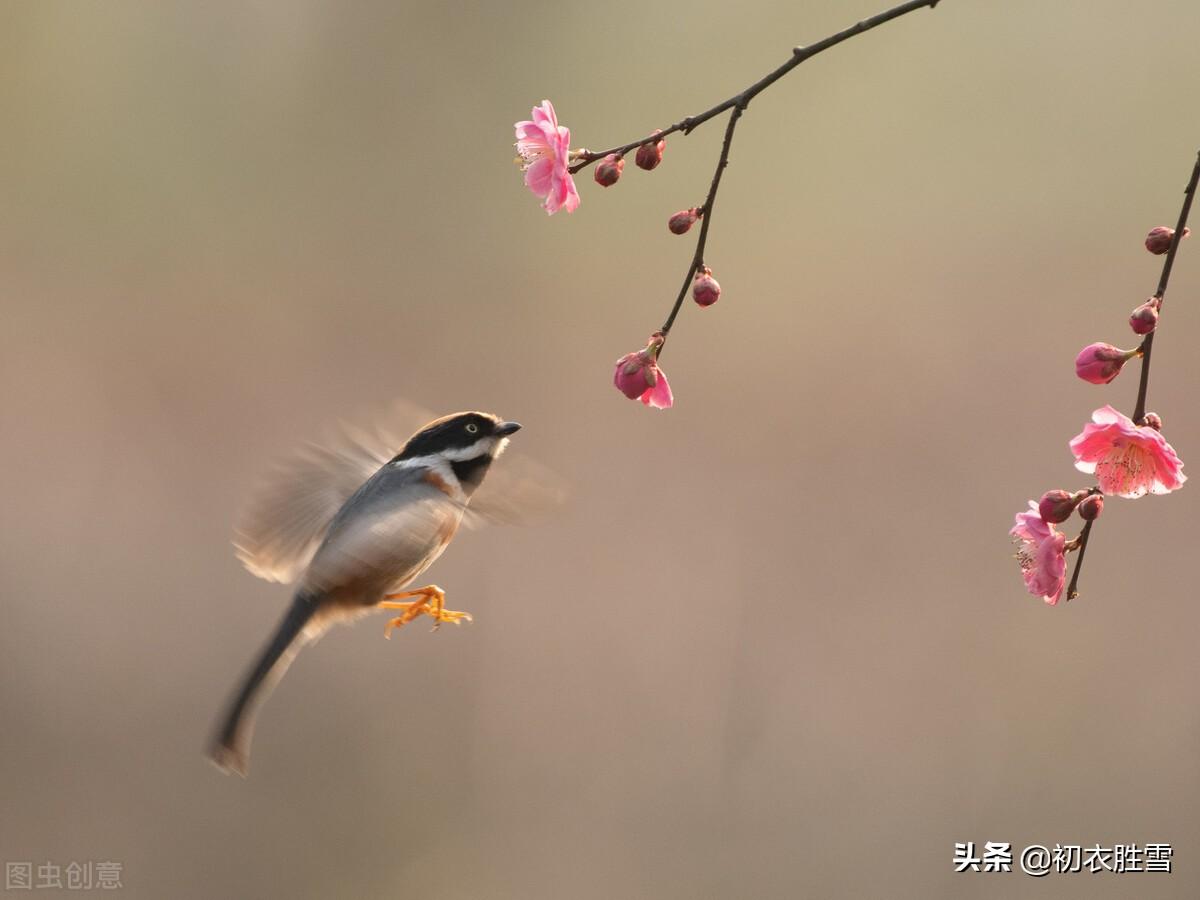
top-left (392, 437), bottom-right (497, 469)
top-left (388, 437), bottom-right (504, 503)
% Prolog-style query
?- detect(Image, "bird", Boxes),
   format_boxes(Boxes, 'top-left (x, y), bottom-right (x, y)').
top-left (208, 410), bottom-right (522, 776)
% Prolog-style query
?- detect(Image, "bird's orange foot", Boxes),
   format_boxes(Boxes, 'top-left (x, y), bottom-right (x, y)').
top-left (379, 585), bottom-right (473, 637)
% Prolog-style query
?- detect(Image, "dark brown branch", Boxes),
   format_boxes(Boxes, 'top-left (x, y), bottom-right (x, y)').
top-left (1132, 150), bottom-right (1200, 424)
top-left (659, 102), bottom-right (745, 341)
top-left (568, 0), bottom-right (942, 175)
top-left (1065, 519), bottom-right (1094, 602)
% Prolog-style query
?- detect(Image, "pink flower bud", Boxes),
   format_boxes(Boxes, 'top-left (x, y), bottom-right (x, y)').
top-left (1077, 494), bottom-right (1104, 521)
top-left (1129, 300), bottom-right (1159, 335)
top-left (635, 132), bottom-right (666, 171)
top-left (692, 267), bottom-right (721, 307)
top-left (1142, 412), bottom-right (1163, 431)
top-left (668, 208), bottom-right (701, 235)
top-left (594, 154), bottom-right (624, 187)
top-left (1145, 225), bottom-right (1190, 255)
top-left (612, 333), bottom-right (673, 409)
top-left (1074, 342), bottom-right (1136, 385)
top-left (1038, 489), bottom-right (1085, 524)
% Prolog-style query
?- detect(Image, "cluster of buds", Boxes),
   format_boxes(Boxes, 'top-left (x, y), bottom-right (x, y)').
top-left (1036, 488), bottom-right (1092, 524)
top-left (592, 132), bottom-right (669, 189)
top-left (1014, 224), bottom-right (1190, 606)
top-left (1070, 226), bottom-right (1192, 388)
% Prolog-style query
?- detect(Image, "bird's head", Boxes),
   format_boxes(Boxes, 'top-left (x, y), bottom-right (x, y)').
top-left (394, 412), bottom-right (522, 490)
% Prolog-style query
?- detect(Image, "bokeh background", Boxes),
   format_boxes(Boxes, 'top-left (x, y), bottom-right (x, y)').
top-left (4, 1), bottom-right (1200, 897)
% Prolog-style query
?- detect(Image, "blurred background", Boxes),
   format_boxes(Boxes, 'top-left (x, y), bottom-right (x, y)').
top-left (3, 1), bottom-right (1200, 897)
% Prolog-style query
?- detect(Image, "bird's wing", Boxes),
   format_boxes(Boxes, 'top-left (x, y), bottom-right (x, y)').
top-left (461, 450), bottom-right (569, 529)
top-left (233, 426), bottom-right (392, 583)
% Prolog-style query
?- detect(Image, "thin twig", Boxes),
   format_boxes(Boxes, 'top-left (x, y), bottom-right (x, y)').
top-left (568, 0), bottom-right (941, 175)
top-left (1132, 150), bottom-right (1200, 424)
top-left (1065, 519), bottom-right (1093, 601)
top-left (660, 102), bottom-right (745, 339)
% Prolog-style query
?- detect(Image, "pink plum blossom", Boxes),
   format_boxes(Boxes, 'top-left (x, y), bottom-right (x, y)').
top-left (514, 100), bottom-right (580, 215)
top-left (613, 334), bottom-right (674, 409)
top-left (1010, 502), bottom-right (1068, 605)
top-left (1069, 405), bottom-right (1186, 498)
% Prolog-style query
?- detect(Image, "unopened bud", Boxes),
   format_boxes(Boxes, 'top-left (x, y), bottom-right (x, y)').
top-left (1142, 412), bottom-right (1163, 431)
top-left (635, 132), bottom-right (666, 171)
top-left (1075, 342), bottom-right (1137, 385)
top-left (692, 267), bottom-right (721, 308)
top-left (594, 154), bottom-right (624, 187)
top-left (1077, 494), bottom-right (1104, 521)
top-left (1129, 300), bottom-right (1159, 335)
top-left (1038, 489), bottom-right (1085, 524)
top-left (668, 207), bottom-right (701, 235)
top-left (1145, 225), bottom-right (1190, 255)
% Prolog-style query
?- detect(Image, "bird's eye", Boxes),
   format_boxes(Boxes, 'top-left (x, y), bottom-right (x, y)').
top-left (465, 423), bottom-right (479, 434)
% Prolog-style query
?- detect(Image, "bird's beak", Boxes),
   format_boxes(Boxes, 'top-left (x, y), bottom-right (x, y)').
top-left (495, 421), bottom-right (522, 436)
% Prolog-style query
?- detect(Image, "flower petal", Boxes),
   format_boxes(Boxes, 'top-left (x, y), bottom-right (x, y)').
top-left (524, 157), bottom-right (554, 196)
top-left (641, 368), bottom-right (673, 409)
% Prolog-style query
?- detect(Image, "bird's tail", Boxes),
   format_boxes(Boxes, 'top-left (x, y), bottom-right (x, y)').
top-left (207, 591), bottom-right (323, 777)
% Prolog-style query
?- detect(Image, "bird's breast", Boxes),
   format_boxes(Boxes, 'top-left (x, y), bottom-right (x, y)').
top-left (302, 486), bottom-right (466, 606)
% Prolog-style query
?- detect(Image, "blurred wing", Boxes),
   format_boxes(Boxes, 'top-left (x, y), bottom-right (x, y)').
top-left (463, 450), bottom-right (570, 529)
top-left (233, 429), bottom-right (393, 583)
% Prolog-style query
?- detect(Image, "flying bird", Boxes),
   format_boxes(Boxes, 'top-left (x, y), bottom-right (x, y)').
top-left (208, 410), bottom-right (529, 776)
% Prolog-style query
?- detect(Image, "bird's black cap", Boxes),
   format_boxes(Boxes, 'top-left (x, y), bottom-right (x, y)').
top-left (394, 411), bottom-right (520, 461)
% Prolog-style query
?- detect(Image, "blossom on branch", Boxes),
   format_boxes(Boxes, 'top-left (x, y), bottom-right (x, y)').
top-left (514, 100), bottom-right (580, 215)
top-left (1010, 502), bottom-right (1068, 606)
top-left (613, 333), bottom-right (674, 409)
top-left (1069, 405), bottom-right (1186, 498)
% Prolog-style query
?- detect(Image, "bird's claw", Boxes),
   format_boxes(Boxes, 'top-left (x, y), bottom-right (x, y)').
top-left (380, 585), bottom-right (472, 637)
